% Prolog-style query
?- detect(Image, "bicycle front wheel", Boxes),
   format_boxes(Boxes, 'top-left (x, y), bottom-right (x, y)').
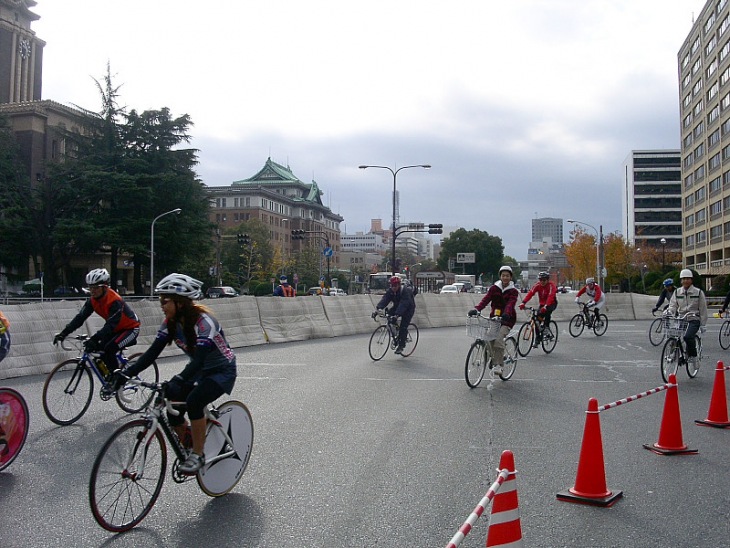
top-left (198, 400), bottom-right (254, 497)
top-left (719, 320), bottom-right (730, 350)
top-left (89, 419), bottom-right (167, 532)
top-left (500, 337), bottom-right (518, 381)
top-left (115, 356), bottom-right (160, 414)
top-left (541, 321), bottom-right (559, 353)
top-left (516, 322), bottom-right (534, 357)
top-left (687, 337), bottom-right (702, 378)
top-left (648, 318), bottom-right (664, 346)
top-left (400, 324), bottom-right (419, 357)
top-left (593, 314), bottom-right (608, 336)
top-left (568, 314), bottom-right (584, 337)
top-left (465, 341), bottom-right (489, 388)
top-left (661, 338), bottom-right (681, 383)
top-left (368, 326), bottom-right (390, 361)
top-left (42, 359), bottom-right (93, 425)
top-left (0, 387), bottom-right (30, 472)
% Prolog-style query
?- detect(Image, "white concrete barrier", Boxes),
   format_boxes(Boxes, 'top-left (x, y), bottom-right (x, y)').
top-left (257, 296), bottom-right (333, 343)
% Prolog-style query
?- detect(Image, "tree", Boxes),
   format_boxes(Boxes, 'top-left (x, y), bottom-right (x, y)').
top-left (436, 228), bottom-right (504, 280)
top-left (564, 227), bottom-right (596, 283)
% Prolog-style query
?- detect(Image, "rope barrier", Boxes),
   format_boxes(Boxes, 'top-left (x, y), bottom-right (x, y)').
top-left (445, 469), bottom-right (509, 548)
top-left (596, 383), bottom-right (675, 413)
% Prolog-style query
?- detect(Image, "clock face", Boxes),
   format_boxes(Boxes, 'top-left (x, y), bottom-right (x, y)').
top-left (18, 38), bottom-right (31, 59)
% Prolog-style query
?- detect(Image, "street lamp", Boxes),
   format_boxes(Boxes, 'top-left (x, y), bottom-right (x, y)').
top-left (150, 208), bottom-right (181, 296)
top-left (660, 238), bottom-right (667, 271)
top-left (407, 262), bottom-right (422, 280)
top-left (567, 218), bottom-right (601, 287)
top-left (359, 164), bottom-right (431, 275)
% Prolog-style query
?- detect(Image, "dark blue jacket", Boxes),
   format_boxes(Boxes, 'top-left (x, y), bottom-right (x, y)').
top-left (376, 286), bottom-right (416, 317)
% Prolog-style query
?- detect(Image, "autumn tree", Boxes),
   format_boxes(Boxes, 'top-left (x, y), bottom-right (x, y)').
top-left (564, 227), bottom-right (596, 283)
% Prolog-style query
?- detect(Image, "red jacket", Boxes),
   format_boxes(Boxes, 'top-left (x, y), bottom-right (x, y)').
top-left (475, 281), bottom-right (519, 328)
top-left (522, 281), bottom-right (558, 308)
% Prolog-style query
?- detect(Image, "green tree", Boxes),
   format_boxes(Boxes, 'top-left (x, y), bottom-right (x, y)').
top-left (436, 228), bottom-right (504, 280)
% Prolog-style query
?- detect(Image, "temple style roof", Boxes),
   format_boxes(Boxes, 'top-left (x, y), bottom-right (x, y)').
top-left (233, 157), bottom-right (325, 206)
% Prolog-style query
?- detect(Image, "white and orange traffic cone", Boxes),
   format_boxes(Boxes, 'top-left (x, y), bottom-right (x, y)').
top-left (695, 361), bottom-right (730, 429)
top-left (485, 450), bottom-right (523, 547)
top-left (644, 374), bottom-right (698, 455)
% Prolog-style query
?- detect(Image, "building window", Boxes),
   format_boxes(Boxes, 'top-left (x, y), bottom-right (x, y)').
top-left (708, 105), bottom-right (720, 124)
top-left (721, 39), bottom-right (730, 62)
top-left (708, 58), bottom-right (719, 79)
top-left (709, 81), bottom-right (719, 101)
top-left (695, 99), bottom-right (705, 117)
top-left (695, 165), bottom-right (706, 182)
top-left (694, 143), bottom-right (705, 159)
top-left (686, 194), bottom-right (696, 208)
top-left (711, 176), bottom-right (722, 194)
top-left (706, 11), bottom-right (717, 34)
top-left (696, 204), bottom-right (707, 220)
top-left (684, 133), bottom-right (694, 148)
top-left (710, 152), bottom-right (722, 171)
top-left (706, 35), bottom-right (718, 57)
top-left (711, 200), bottom-right (723, 216)
top-left (709, 128), bottom-right (721, 148)
top-left (684, 112), bottom-right (694, 128)
top-left (711, 225), bottom-right (722, 239)
top-left (692, 36), bottom-right (701, 55)
top-left (686, 234), bottom-right (695, 246)
top-left (697, 230), bottom-right (707, 243)
top-left (686, 213), bottom-right (695, 228)
top-left (694, 120), bottom-right (705, 138)
top-left (693, 79), bottom-right (704, 97)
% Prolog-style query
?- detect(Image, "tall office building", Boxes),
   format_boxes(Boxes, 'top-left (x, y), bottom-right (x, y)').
top-left (678, 0), bottom-right (730, 277)
top-left (531, 217), bottom-right (563, 244)
top-left (622, 150), bottom-right (682, 250)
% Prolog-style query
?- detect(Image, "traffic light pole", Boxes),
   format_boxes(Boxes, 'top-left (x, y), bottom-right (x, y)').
top-left (292, 229), bottom-right (331, 286)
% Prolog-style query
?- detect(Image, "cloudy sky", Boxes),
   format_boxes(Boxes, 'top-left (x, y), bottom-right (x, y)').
top-left (33, 0), bottom-right (707, 259)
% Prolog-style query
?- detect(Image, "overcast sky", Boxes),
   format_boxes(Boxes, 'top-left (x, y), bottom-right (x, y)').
top-left (33, 0), bottom-right (707, 259)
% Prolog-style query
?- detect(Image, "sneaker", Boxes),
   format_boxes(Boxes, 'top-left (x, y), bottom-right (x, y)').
top-left (394, 346), bottom-right (404, 355)
top-left (179, 452), bottom-right (205, 475)
top-left (492, 364), bottom-right (503, 376)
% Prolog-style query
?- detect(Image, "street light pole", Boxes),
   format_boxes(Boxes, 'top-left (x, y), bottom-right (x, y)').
top-left (150, 208), bottom-right (181, 297)
top-left (660, 238), bottom-right (667, 271)
top-left (567, 218), bottom-right (600, 287)
top-left (359, 164), bottom-right (431, 276)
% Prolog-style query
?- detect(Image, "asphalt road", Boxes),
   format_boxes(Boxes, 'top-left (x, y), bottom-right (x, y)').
top-left (1, 319), bottom-right (729, 547)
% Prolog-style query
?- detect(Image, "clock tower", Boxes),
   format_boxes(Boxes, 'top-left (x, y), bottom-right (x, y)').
top-left (0, 0), bottom-right (45, 104)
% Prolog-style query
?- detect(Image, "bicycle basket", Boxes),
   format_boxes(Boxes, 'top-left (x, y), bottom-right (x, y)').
top-left (466, 316), bottom-right (501, 341)
top-left (663, 317), bottom-right (689, 338)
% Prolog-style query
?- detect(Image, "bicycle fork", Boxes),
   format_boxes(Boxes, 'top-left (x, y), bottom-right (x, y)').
top-left (123, 418), bottom-right (160, 481)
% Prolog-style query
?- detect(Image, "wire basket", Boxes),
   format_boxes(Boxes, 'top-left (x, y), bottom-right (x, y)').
top-left (466, 316), bottom-right (502, 341)
top-left (663, 317), bottom-right (689, 338)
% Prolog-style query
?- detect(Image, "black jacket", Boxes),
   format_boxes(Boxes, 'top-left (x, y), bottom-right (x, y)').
top-left (376, 286), bottom-right (415, 317)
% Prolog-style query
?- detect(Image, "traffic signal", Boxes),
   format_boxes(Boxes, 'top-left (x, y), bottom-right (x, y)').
top-left (428, 223), bottom-right (443, 234)
top-left (291, 229), bottom-right (307, 240)
top-left (237, 233), bottom-right (250, 245)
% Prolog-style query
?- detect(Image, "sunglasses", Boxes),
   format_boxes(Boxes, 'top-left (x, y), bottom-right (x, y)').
top-left (159, 296), bottom-right (173, 305)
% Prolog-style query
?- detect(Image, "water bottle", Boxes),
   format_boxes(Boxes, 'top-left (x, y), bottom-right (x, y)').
top-left (95, 358), bottom-right (109, 378)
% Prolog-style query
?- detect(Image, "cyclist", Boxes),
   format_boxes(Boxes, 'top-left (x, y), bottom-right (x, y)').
top-left (652, 278), bottom-right (676, 314)
top-left (665, 268), bottom-right (707, 368)
top-left (53, 268), bottom-right (140, 378)
top-left (574, 277), bottom-right (606, 325)
top-left (373, 275), bottom-right (415, 354)
top-left (0, 309), bottom-right (10, 363)
top-left (468, 265), bottom-right (519, 375)
top-left (110, 273), bottom-right (237, 475)
top-left (518, 271), bottom-right (558, 340)
top-left (718, 284), bottom-right (730, 316)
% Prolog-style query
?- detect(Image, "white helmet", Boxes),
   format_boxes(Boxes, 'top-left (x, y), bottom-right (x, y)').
top-left (585, 277), bottom-right (595, 284)
top-left (155, 273), bottom-right (203, 299)
top-left (86, 268), bottom-right (110, 285)
top-left (499, 265), bottom-right (513, 276)
top-left (679, 269), bottom-right (693, 279)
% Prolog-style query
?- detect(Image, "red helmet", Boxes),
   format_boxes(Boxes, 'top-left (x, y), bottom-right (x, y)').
top-left (390, 276), bottom-right (402, 286)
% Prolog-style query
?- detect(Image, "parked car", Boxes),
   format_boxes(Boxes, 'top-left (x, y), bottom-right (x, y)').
top-left (206, 286), bottom-right (238, 298)
top-left (439, 285), bottom-right (459, 294)
top-left (308, 286), bottom-right (326, 296)
top-left (327, 288), bottom-right (347, 296)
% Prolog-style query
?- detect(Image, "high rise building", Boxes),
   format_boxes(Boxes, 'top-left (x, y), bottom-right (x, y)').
top-left (531, 217), bottom-right (563, 244)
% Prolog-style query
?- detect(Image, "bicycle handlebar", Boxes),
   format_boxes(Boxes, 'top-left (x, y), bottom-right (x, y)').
top-left (116, 375), bottom-right (181, 415)
top-left (59, 334), bottom-right (90, 352)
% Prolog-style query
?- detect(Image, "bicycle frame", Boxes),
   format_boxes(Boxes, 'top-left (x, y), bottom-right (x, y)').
top-left (61, 335), bottom-right (132, 390)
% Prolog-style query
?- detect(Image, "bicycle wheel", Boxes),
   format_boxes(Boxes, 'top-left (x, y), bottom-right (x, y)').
top-left (648, 318), bottom-right (664, 346)
top-left (0, 387), bottom-right (30, 471)
top-left (568, 314), bottom-right (584, 337)
top-left (42, 359), bottom-right (93, 425)
top-left (89, 419), bottom-right (167, 532)
top-left (660, 338), bottom-right (680, 383)
top-left (686, 337), bottom-right (702, 378)
top-left (593, 314), bottom-right (608, 336)
top-left (368, 326), bottom-right (390, 361)
top-left (465, 341), bottom-right (489, 388)
top-left (541, 321), bottom-right (559, 353)
top-left (516, 322), bottom-right (534, 357)
top-left (400, 324), bottom-right (419, 357)
top-left (115, 356), bottom-right (160, 414)
top-left (499, 337), bottom-right (518, 381)
top-left (198, 400), bottom-right (254, 497)
top-left (719, 320), bottom-right (730, 350)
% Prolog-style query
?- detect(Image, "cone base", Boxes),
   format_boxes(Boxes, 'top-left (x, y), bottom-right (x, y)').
top-left (642, 443), bottom-right (698, 455)
top-left (556, 489), bottom-right (623, 507)
top-left (695, 418), bottom-right (730, 429)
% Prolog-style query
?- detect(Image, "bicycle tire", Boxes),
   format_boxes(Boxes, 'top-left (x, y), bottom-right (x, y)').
top-left (0, 387), bottom-right (30, 471)
top-left (719, 320), bottom-right (730, 350)
top-left (648, 318), bottom-right (664, 346)
top-left (686, 337), bottom-right (701, 378)
top-left (593, 314), bottom-right (608, 336)
top-left (115, 356), bottom-right (160, 414)
top-left (42, 359), bottom-right (93, 425)
top-left (661, 338), bottom-right (680, 383)
top-left (465, 341), bottom-right (488, 388)
top-left (516, 322), bottom-right (534, 357)
top-left (89, 419), bottom-right (167, 532)
top-left (568, 314), bottom-right (584, 337)
top-left (400, 324), bottom-right (419, 357)
top-left (197, 400), bottom-right (254, 497)
top-left (500, 337), bottom-right (518, 380)
top-left (368, 325), bottom-right (390, 361)
top-left (541, 321), bottom-right (559, 353)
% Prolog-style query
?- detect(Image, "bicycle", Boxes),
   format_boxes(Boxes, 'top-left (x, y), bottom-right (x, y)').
top-left (568, 302), bottom-right (608, 337)
top-left (648, 308), bottom-right (668, 346)
top-left (43, 334), bottom-right (159, 425)
top-left (660, 314), bottom-right (703, 383)
top-left (368, 309), bottom-right (419, 361)
top-left (717, 311), bottom-right (730, 350)
top-left (464, 313), bottom-right (519, 387)
top-left (0, 387), bottom-right (29, 472)
top-left (516, 307), bottom-right (558, 357)
top-left (89, 380), bottom-right (253, 532)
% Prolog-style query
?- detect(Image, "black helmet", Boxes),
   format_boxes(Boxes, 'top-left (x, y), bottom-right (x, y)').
top-left (538, 271), bottom-right (549, 280)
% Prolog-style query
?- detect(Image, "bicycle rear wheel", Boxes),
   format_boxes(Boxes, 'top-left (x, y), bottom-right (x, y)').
top-left (593, 314), bottom-right (608, 336)
top-left (115, 356), bottom-right (160, 414)
top-left (648, 318), bottom-right (664, 346)
top-left (368, 326), bottom-right (390, 361)
top-left (660, 338), bottom-right (680, 383)
top-left (0, 387), bottom-right (30, 471)
top-left (516, 322), bottom-right (533, 357)
top-left (719, 320), bottom-right (730, 350)
top-left (686, 337), bottom-right (702, 378)
top-left (42, 359), bottom-right (93, 425)
top-left (568, 314), bottom-right (584, 337)
top-left (400, 324), bottom-right (419, 357)
top-left (465, 341), bottom-right (489, 388)
top-left (499, 337), bottom-right (518, 381)
top-left (541, 321), bottom-right (558, 353)
top-left (198, 400), bottom-right (254, 497)
top-left (89, 419), bottom-right (167, 532)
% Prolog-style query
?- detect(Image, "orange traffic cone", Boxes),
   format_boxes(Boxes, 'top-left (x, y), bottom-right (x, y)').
top-left (695, 361), bottom-right (730, 429)
top-left (644, 374), bottom-right (698, 455)
top-left (556, 398), bottom-right (623, 507)
top-left (485, 450), bottom-right (524, 547)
